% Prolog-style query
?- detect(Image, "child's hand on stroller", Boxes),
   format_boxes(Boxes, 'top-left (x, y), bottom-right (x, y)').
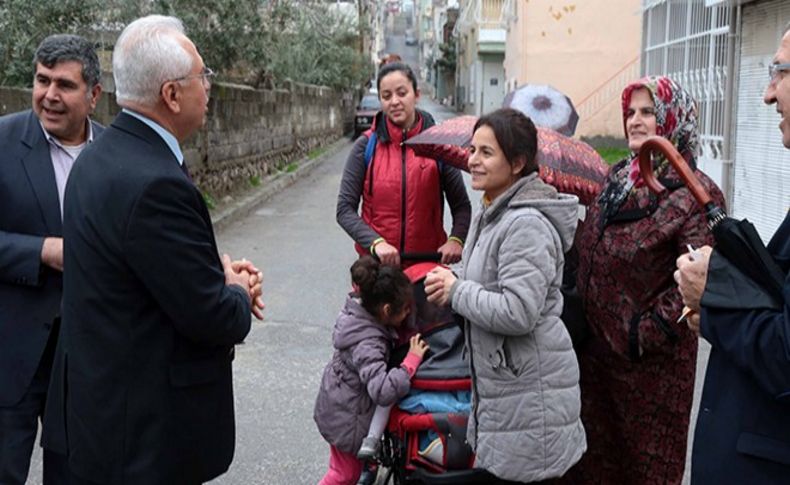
top-left (401, 334), bottom-right (430, 376)
top-left (409, 333), bottom-right (430, 357)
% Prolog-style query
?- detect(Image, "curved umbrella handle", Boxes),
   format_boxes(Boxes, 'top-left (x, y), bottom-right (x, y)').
top-left (637, 136), bottom-right (712, 207)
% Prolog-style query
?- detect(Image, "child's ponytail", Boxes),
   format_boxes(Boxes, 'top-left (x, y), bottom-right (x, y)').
top-left (351, 256), bottom-right (412, 318)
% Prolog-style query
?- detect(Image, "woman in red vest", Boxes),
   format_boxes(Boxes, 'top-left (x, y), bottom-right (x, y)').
top-left (337, 62), bottom-right (471, 266)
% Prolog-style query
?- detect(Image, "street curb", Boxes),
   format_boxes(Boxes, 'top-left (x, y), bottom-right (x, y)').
top-left (211, 136), bottom-right (348, 232)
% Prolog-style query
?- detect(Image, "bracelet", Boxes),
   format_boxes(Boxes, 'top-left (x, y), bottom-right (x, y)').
top-left (370, 237), bottom-right (385, 255)
top-left (448, 236), bottom-right (464, 247)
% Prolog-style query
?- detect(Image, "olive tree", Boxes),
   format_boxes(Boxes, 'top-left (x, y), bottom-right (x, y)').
top-left (0, 0), bottom-right (371, 92)
top-left (0, 0), bottom-right (103, 86)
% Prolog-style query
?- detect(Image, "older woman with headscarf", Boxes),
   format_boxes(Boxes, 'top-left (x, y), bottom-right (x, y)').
top-left (561, 76), bottom-right (725, 484)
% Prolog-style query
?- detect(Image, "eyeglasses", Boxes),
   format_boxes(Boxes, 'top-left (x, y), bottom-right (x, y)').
top-left (768, 63), bottom-right (790, 83)
top-left (172, 67), bottom-right (215, 86)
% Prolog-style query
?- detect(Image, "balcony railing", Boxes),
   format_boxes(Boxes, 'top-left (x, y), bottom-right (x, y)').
top-left (454, 0), bottom-right (505, 35)
top-left (575, 56), bottom-right (640, 123)
top-left (480, 0), bottom-right (505, 27)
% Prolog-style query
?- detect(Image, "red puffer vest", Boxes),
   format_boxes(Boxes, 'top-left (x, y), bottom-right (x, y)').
top-left (356, 112), bottom-right (447, 256)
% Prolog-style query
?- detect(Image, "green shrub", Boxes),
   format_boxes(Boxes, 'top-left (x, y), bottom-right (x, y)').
top-left (202, 191), bottom-right (216, 210)
top-left (307, 147), bottom-right (326, 160)
top-left (596, 147), bottom-right (631, 165)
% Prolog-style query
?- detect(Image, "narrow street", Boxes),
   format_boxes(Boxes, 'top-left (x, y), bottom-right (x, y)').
top-left (25, 21), bottom-right (461, 485)
top-left (24, 15), bottom-right (708, 485)
top-left (206, 20), bottom-right (464, 480)
top-left (209, 101), bottom-right (465, 484)
top-left (204, 17), bottom-right (441, 483)
top-left (207, 138), bottom-right (356, 484)
top-left (6, 1), bottom-right (788, 485)
top-left (209, 90), bottom-right (707, 484)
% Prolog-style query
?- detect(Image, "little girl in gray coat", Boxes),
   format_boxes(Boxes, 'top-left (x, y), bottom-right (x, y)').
top-left (314, 256), bottom-right (429, 485)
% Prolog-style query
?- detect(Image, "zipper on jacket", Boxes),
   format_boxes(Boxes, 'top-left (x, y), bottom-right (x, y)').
top-left (459, 235), bottom-right (482, 447)
top-left (399, 131), bottom-right (408, 250)
top-left (466, 319), bottom-right (481, 447)
top-left (367, 151), bottom-right (375, 196)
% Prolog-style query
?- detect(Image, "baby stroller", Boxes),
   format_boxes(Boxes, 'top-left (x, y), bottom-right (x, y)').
top-left (370, 259), bottom-right (497, 485)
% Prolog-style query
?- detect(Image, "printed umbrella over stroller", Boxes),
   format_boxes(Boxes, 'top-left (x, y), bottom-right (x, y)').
top-left (502, 84), bottom-right (580, 136)
top-left (403, 115), bottom-right (608, 205)
top-left (638, 136), bottom-right (785, 310)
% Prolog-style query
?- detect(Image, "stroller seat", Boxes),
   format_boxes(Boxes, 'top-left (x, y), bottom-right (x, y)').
top-left (387, 380), bottom-right (473, 474)
top-left (374, 263), bottom-right (493, 484)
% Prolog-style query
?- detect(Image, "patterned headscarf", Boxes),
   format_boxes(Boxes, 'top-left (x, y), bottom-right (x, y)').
top-left (621, 75), bottom-right (699, 186)
top-left (597, 76), bottom-right (698, 226)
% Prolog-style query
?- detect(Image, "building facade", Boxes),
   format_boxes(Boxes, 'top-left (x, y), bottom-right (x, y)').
top-left (454, 0), bottom-right (507, 115)
top-left (502, 0), bottom-right (643, 139)
top-left (642, 0), bottom-right (790, 242)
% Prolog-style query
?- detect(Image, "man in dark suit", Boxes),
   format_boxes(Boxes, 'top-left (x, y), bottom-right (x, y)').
top-left (676, 21), bottom-right (790, 484)
top-left (0, 34), bottom-right (102, 485)
top-left (42, 15), bottom-right (264, 485)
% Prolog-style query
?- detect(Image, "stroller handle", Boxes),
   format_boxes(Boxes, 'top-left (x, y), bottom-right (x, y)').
top-left (400, 252), bottom-right (443, 262)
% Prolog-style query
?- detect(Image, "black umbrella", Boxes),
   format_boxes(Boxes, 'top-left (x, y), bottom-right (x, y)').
top-left (638, 136), bottom-right (784, 310)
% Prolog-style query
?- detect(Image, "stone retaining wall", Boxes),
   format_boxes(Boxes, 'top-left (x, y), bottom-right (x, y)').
top-left (0, 81), bottom-right (356, 199)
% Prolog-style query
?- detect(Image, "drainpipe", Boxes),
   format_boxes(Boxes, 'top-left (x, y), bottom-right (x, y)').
top-left (721, 2), bottom-right (741, 210)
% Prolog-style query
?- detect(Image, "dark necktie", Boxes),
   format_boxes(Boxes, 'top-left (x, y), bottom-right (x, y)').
top-left (179, 161), bottom-right (192, 181)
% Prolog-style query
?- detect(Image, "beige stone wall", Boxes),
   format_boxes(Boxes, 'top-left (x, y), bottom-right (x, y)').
top-left (0, 82), bottom-right (354, 198)
top-left (503, 0), bottom-right (642, 139)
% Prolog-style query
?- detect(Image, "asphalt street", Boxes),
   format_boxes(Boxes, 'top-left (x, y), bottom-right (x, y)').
top-left (206, 95), bottom-right (467, 485)
top-left (23, 24), bottom-right (448, 485)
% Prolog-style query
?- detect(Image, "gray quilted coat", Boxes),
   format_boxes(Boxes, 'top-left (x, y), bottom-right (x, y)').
top-left (313, 296), bottom-right (412, 453)
top-left (448, 174), bottom-right (587, 482)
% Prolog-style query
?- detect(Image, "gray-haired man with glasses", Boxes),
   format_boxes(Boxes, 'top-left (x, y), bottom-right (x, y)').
top-left (767, 59), bottom-right (790, 148)
top-left (173, 66), bottom-right (216, 86)
top-left (674, 20), bottom-right (790, 484)
top-left (42, 15), bottom-right (264, 484)
top-left (769, 62), bottom-right (790, 82)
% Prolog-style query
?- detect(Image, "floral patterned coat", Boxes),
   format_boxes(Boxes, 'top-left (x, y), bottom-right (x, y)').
top-left (561, 76), bottom-right (726, 485)
top-left (563, 162), bottom-right (723, 485)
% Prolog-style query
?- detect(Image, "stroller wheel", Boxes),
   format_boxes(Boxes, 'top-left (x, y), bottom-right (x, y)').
top-left (356, 463), bottom-right (377, 485)
top-left (356, 461), bottom-right (397, 485)
top-left (374, 465), bottom-right (394, 485)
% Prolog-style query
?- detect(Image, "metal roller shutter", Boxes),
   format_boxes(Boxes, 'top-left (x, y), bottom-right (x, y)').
top-left (733, 0), bottom-right (790, 242)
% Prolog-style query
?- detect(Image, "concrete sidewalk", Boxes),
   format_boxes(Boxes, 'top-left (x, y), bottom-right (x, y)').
top-left (210, 96), bottom-right (461, 233)
top-left (210, 136), bottom-right (350, 232)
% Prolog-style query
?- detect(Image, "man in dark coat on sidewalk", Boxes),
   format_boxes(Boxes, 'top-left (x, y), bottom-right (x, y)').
top-left (676, 20), bottom-right (790, 484)
top-left (0, 34), bottom-right (102, 485)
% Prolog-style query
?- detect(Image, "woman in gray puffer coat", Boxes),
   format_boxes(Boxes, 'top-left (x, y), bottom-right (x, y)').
top-left (425, 108), bottom-right (586, 483)
top-left (314, 257), bottom-right (428, 485)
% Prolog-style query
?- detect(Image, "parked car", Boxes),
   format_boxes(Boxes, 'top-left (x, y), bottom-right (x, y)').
top-left (386, 0), bottom-right (400, 13)
top-left (366, 77), bottom-right (378, 94)
top-left (353, 94), bottom-right (381, 139)
top-left (405, 28), bottom-right (418, 46)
